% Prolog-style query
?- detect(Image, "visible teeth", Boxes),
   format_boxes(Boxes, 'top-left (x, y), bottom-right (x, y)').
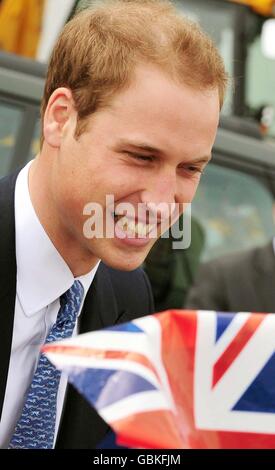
top-left (128, 220), bottom-right (136, 233)
top-left (116, 216), bottom-right (154, 237)
top-left (137, 222), bottom-right (146, 237)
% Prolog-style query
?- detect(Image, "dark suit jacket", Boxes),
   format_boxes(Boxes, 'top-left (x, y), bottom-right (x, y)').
top-left (185, 241), bottom-right (275, 314)
top-left (0, 170), bottom-right (154, 449)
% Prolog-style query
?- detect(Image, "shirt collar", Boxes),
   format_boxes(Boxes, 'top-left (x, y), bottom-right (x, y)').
top-left (15, 161), bottom-right (99, 316)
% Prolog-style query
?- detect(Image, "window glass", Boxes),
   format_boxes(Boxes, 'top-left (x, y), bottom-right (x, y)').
top-left (246, 36), bottom-right (275, 138)
top-left (0, 101), bottom-right (23, 177)
top-left (29, 119), bottom-right (41, 160)
top-left (192, 163), bottom-right (274, 262)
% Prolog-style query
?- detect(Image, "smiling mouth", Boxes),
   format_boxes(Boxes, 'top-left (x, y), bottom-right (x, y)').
top-left (113, 213), bottom-right (157, 238)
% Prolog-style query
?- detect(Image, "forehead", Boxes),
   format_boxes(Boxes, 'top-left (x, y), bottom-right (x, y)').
top-left (89, 64), bottom-right (220, 156)
top-left (116, 64), bottom-right (215, 104)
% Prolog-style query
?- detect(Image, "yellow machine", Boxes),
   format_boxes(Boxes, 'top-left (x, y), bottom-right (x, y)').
top-left (231, 0), bottom-right (275, 16)
top-left (0, 0), bottom-right (45, 58)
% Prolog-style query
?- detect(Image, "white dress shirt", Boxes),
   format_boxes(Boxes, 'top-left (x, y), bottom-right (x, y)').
top-left (0, 161), bottom-right (99, 448)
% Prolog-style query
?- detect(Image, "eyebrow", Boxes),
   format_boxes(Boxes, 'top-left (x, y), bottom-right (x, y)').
top-left (187, 154), bottom-right (212, 165)
top-left (117, 139), bottom-right (163, 154)
top-left (117, 139), bottom-right (212, 164)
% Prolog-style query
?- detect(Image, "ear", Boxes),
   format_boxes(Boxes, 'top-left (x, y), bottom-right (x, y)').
top-left (43, 88), bottom-right (76, 148)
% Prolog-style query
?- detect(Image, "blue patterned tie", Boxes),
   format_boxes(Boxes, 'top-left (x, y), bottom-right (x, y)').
top-left (9, 280), bottom-right (84, 449)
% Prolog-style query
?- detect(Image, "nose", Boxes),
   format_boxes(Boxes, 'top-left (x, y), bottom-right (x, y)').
top-left (141, 171), bottom-right (179, 222)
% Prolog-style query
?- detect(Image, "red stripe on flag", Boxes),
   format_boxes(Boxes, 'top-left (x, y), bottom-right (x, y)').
top-left (113, 409), bottom-right (185, 449)
top-left (212, 314), bottom-right (265, 388)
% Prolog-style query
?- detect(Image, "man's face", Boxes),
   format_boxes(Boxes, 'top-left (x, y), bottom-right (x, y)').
top-left (50, 64), bottom-right (220, 271)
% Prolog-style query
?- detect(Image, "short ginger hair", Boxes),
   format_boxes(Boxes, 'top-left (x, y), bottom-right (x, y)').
top-left (41, 0), bottom-right (228, 139)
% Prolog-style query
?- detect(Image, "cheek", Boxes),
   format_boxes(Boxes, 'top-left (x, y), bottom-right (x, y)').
top-left (57, 188), bottom-right (81, 223)
top-left (190, 178), bottom-right (201, 199)
top-left (53, 168), bottom-right (89, 224)
top-left (178, 177), bottom-right (201, 203)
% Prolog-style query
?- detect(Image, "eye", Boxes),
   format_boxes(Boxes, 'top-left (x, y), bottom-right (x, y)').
top-left (178, 165), bottom-right (204, 176)
top-left (188, 166), bottom-right (203, 173)
top-left (125, 152), bottom-right (155, 163)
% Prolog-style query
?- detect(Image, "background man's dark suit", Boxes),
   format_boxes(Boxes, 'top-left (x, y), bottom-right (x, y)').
top-left (185, 241), bottom-right (275, 313)
top-left (0, 171), bottom-right (154, 449)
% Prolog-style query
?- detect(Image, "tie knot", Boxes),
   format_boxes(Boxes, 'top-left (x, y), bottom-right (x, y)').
top-left (58, 280), bottom-right (84, 325)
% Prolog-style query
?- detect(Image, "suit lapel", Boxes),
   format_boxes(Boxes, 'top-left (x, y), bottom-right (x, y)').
top-left (0, 172), bottom-right (19, 419)
top-left (252, 241), bottom-right (275, 313)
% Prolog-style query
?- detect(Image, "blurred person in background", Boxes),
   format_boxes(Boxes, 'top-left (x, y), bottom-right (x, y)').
top-left (185, 239), bottom-right (275, 312)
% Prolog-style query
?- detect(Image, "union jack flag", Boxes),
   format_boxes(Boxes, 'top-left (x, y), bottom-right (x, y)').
top-left (44, 310), bottom-right (275, 448)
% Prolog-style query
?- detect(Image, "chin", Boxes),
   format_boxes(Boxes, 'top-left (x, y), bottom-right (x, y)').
top-left (89, 239), bottom-right (153, 272)
top-left (101, 255), bottom-right (145, 272)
